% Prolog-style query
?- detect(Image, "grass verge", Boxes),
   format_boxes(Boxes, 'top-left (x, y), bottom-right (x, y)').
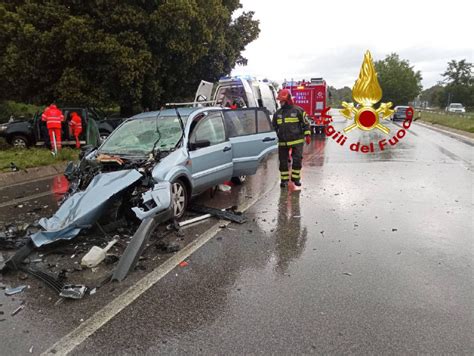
top-left (418, 110), bottom-right (474, 133)
top-left (0, 147), bottom-right (79, 172)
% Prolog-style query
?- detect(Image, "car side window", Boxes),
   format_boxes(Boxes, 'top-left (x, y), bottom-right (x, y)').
top-left (190, 112), bottom-right (226, 146)
top-left (223, 109), bottom-right (272, 136)
top-left (223, 110), bottom-right (256, 136)
top-left (257, 110), bottom-right (272, 132)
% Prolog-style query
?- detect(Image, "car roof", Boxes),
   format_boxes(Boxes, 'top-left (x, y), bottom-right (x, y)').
top-left (131, 107), bottom-right (223, 120)
top-left (395, 106), bottom-right (409, 109)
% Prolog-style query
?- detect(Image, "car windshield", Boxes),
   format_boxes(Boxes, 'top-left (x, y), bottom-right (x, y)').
top-left (396, 107), bottom-right (408, 112)
top-left (99, 115), bottom-right (185, 155)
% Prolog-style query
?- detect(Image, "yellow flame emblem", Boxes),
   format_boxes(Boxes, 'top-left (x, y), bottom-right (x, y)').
top-left (341, 51), bottom-right (393, 134)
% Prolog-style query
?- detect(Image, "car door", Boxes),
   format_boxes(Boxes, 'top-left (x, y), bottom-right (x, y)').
top-left (223, 108), bottom-right (277, 177)
top-left (188, 111), bottom-right (233, 193)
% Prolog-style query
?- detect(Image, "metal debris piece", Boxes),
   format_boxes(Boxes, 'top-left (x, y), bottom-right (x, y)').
top-left (189, 205), bottom-right (247, 224)
top-left (11, 305), bottom-right (24, 316)
top-left (112, 204), bottom-right (172, 282)
top-left (1, 240), bottom-right (36, 271)
top-left (342, 272), bottom-right (352, 276)
top-left (59, 285), bottom-right (87, 299)
top-left (5, 285), bottom-right (27, 296)
top-left (21, 267), bottom-right (64, 294)
top-left (179, 214), bottom-right (212, 227)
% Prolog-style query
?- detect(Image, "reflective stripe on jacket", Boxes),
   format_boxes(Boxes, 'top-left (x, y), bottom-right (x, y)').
top-left (69, 114), bottom-right (83, 132)
top-left (272, 104), bottom-right (310, 145)
top-left (42, 106), bottom-right (65, 129)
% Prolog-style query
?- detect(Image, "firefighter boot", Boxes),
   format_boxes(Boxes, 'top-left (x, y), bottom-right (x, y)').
top-left (280, 180), bottom-right (288, 188)
top-left (292, 179), bottom-right (302, 187)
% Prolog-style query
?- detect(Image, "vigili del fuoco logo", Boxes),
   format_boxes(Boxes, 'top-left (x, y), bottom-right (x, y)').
top-left (324, 50), bottom-right (414, 153)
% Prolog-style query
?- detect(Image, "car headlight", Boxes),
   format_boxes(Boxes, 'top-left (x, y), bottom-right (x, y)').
top-left (0, 124), bottom-right (8, 134)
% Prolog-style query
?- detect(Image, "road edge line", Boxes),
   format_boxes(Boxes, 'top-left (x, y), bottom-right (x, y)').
top-left (41, 180), bottom-right (277, 356)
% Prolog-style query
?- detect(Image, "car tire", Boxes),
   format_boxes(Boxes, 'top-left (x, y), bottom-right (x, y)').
top-left (11, 135), bottom-right (29, 148)
top-left (231, 176), bottom-right (247, 185)
top-left (171, 179), bottom-right (188, 219)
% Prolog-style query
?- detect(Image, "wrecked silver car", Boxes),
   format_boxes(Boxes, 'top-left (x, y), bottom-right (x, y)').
top-left (2, 106), bottom-right (276, 286)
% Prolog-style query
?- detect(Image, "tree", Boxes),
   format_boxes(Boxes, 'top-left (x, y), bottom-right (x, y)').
top-left (328, 86), bottom-right (352, 107)
top-left (0, 1), bottom-right (260, 115)
top-left (420, 84), bottom-right (445, 108)
top-left (442, 59), bottom-right (472, 86)
top-left (441, 59), bottom-right (473, 109)
top-left (374, 53), bottom-right (422, 105)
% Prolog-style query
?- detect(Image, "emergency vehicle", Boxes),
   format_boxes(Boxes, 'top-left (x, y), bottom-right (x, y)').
top-left (282, 78), bottom-right (329, 134)
top-left (192, 76), bottom-right (279, 115)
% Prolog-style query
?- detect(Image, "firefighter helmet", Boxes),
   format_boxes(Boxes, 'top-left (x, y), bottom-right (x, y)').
top-left (277, 89), bottom-right (293, 104)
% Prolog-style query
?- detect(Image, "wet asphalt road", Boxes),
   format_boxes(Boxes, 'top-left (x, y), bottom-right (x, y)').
top-left (2, 111), bottom-right (473, 354)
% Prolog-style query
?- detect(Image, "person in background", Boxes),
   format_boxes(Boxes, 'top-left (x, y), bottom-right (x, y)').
top-left (69, 112), bottom-right (83, 148)
top-left (42, 103), bottom-right (64, 153)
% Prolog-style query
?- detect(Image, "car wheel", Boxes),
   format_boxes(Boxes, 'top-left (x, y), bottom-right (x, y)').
top-left (11, 135), bottom-right (29, 148)
top-left (171, 179), bottom-right (188, 219)
top-left (231, 176), bottom-right (247, 185)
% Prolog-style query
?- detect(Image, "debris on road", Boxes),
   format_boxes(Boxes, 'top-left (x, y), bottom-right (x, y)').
top-left (189, 205), bottom-right (247, 224)
top-left (156, 241), bottom-right (181, 253)
top-left (217, 183), bottom-right (232, 192)
top-left (178, 214), bottom-right (212, 228)
top-left (81, 239), bottom-right (117, 268)
top-left (59, 285), bottom-right (87, 299)
top-left (5, 285), bottom-right (27, 296)
top-left (179, 261), bottom-right (188, 267)
top-left (11, 305), bottom-right (25, 316)
top-left (342, 272), bottom-right (352, 276)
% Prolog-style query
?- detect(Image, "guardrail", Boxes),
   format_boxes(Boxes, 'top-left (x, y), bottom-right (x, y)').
top-left (416, 109), bottom-right (473, 119)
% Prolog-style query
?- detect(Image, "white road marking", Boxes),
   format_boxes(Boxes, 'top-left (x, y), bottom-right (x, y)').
top-left (0, 191), bottom-right (51, 208)
top-left (42, 180), bottom-right (277, 356)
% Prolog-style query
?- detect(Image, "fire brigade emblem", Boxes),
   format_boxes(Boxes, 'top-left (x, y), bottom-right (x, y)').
top-left (341, 50), bottom-right (393, 134)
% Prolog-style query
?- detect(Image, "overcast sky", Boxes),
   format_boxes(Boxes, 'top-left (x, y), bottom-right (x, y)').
top-left (232, 0), bottom-right (473, 89)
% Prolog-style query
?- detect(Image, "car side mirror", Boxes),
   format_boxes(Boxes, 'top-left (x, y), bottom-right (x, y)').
top-left (189, 140), bottom-right (211, 151)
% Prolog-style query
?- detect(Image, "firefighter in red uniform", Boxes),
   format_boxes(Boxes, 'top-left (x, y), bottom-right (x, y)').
top-left (42, 104), bottom-right (64, 152)
top-left (69, 112), bottom-right (83, 148)
top-left (272, 89), bottom-right (311, 187)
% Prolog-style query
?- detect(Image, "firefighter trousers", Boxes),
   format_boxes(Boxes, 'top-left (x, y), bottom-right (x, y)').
top-left (278, 143), bottom-right (303, 182)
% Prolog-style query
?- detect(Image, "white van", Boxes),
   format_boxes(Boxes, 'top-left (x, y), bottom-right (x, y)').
top-left (194, 77), bottom-right (280, 115)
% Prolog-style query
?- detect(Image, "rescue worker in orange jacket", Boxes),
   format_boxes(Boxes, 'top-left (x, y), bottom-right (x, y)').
top-left (272, 89), bottom-right (311, 187)
top-left (42, 104), bottom-right (64, 152)
top-left (69, 112), bottom-right (83, 148)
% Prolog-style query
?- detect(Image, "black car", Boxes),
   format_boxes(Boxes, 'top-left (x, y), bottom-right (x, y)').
top-left (0, 107), bottom-right (124, 148)
top-left (391, 106), bottom-right (410, 121)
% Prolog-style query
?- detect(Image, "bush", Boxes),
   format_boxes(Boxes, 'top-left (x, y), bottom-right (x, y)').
top-left (0, 101), bottom-right (42, 123)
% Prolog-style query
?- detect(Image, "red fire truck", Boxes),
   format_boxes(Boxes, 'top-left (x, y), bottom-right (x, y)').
top-left (282, 78), bottom-right (329, 134)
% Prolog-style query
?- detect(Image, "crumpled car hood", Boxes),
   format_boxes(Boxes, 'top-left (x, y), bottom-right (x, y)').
top-left (31, 169), bottom-right (143, 247)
